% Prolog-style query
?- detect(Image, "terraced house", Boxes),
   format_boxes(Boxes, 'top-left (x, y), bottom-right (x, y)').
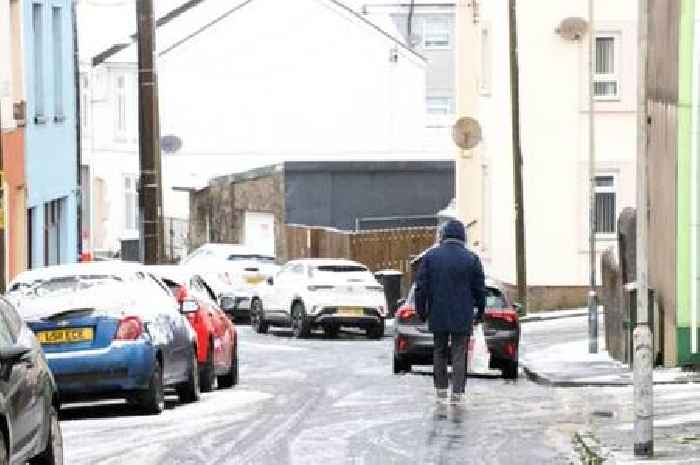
top-left (22, 0), bottom-right (80, 268)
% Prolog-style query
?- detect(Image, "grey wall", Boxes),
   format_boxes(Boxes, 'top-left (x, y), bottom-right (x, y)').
top-left (284, 161), bottom-right (455, 230)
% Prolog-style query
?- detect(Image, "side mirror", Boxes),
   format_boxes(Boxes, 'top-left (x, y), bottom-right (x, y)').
top-left (0, 346), bottom-right (31, 380)
top-left (181, 299), bottom-right (199, 314)
top-left (266, 277), bottom-right (274, 286)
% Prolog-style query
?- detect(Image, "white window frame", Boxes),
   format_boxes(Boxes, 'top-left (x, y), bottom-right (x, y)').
top-left (593, 33), bottom-right (621, 101)
top-left (123, 174), bottom-right (138, 232)
top-left (594, 173), bottom-right (617, 238)
top-left (422, 15), bottom-right (451, 50)
top-left (479, 22), bottom-right (492, 96)
top-left (51, 6), bottom-right (64, 120)
top-left (32, 2), bottom-right (45, 121)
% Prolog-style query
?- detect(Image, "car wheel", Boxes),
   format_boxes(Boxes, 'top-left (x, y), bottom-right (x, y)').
top-left (291, 302), bottom-right (311, 339)
top-left (29, 404), bottom-right (63, 465)
top-left (393, 355), bottom-right (410, 374)
top-left (177, 350), bottom-right (201, 403)
top-left (140, 359), bottom-right (166, 414)
top-left (199, 343), bottom-right (216, 393)
top-left (502, 359), bottom-right (519, 380)
top-left (218, 345), bottom-right (238, 388)
top-left (367, 319), bottom-right (385, 340)
top-left (251, 299), bottom-right (269, 334)
top-left (323, 326), bottom-right (339, 339)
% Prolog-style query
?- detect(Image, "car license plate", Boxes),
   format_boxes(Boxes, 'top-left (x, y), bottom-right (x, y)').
top-left (337, 307), bottom-right (364, 317)
top-left (37, 328), bottom-right (94, 345)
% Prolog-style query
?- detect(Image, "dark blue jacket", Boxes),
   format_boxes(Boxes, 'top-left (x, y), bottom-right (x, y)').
top-left (415, 220), bottom-right (486, 334)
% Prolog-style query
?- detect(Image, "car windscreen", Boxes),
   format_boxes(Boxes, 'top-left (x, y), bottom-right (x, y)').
top-left (486, 287), bottom-right (508, 309)
top-left (31, 275), bottom-right (122, 298)
top-left (227, 254), bottom-right (275, 263)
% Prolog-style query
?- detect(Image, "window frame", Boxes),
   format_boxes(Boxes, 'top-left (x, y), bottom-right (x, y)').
top-left (51, 6), bottom-right (64, 121)
top-left (422, 15), bottom-right (451, 50)
top-left (593, 33), bottom-right (621, 101)
top-left (32, 2), bottom-right (46, 122)
top-left (115, 74), bottom-right (127, 140)
top-left (426, 96), bottom-right (453, 115)
top-left (123, 174), bottom-right (138, 232)
top-left (594, 173), bottom-right (617, 238)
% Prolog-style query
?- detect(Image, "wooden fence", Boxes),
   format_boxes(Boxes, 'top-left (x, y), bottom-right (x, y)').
top-left (286, 224), bottom-right (437, 292)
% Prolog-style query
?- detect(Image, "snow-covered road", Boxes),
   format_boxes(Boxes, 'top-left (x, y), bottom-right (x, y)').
top-left (58, 324), bottom-right (601, 464)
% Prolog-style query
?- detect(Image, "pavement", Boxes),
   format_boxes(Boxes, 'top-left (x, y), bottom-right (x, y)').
top-left (522, 312), bottom-right (700, 464)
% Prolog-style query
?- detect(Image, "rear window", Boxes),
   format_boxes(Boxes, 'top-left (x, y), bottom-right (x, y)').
top-left (314, 265), bottom-right (368, 273)
top-left (486, 287), bottom-right (508, 309)
top-left (32, 275), bottom-right (121, 298)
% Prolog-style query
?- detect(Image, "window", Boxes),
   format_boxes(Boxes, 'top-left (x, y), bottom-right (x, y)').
top-left (426, 96), bottom-right (452, 115)
top-left (32, 3), bottom-right (45, 120)
top-left (116, 75), bottom-right (126, 137)
top-left (594, 175), bottom-right (616, 235)
top-left (422, 16), bottom-right (450, 49)
top-left (52, 6), bottom-right (63, 119)
top-left (480, 24), bottom-right (492, 95)
top-left (594, 35), bottom-right (619, 99)
top-left (124, 175), bottom-right (138, 230)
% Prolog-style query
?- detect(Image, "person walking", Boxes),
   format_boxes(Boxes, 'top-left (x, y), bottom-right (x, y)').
top-left (415, 219), bottom-right (486, 405)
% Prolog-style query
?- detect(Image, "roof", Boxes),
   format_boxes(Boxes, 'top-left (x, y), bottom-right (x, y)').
top-left (92, 0), bottom-right (424, 67)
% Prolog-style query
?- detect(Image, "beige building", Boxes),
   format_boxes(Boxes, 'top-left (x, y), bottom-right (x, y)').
top-left (455, 0), bottom-right (638, 310)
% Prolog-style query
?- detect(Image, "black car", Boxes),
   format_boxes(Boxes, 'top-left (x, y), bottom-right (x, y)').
top-left (0, 297), bottom-right (62, 464)
top-left (393, 279), bottom-right (520, 379)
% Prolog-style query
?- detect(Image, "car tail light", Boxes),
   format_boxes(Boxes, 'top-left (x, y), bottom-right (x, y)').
top-left (504, 342), bottom-right (516, 357)
top-left (397, 336), bottom-right (408, 351)
top-left (488, 310), bottom-right (518, 325)
top-left (396, 305), bottom-right (416, 321)
top-left (115, 316), bottom-right (144, 341)
top-left (308, 285), bottom-right (334, 291)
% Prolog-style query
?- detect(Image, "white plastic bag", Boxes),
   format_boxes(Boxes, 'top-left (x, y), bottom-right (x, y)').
top-left (468, 324), bottom-right (491, 374)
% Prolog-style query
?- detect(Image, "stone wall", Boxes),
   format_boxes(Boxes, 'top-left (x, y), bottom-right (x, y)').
top-left (188, 171), bottom-right (286, 259)
top-left (501, 283), bottom-right (589, 312)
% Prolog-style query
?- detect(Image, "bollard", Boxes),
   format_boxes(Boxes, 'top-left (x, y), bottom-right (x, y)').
top-left (633, 322), bottom-right (653, 457)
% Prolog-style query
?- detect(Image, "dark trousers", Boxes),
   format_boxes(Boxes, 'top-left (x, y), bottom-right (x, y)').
top-left (433, 332), bottom-right (468, 394)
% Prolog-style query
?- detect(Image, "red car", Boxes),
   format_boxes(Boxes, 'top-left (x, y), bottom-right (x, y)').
top-left (147, 266), bottom-right (239, 392)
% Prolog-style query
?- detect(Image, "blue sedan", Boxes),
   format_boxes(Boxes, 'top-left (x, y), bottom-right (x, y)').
top-left (13, 278), bottom-right (200, 414)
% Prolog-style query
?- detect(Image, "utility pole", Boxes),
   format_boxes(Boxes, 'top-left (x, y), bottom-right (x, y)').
top-left (136, 0), bottom-right (165, 265)
top-left (634, 0), bottom-right (653, 456)
top-left (508, 0), bottom-right (527, 314)
top-left (587, 0), bottom-right (598, 353)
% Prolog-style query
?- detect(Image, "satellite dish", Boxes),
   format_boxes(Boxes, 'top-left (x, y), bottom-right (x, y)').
top-left (161, 134), bottom-right (183, 154)
top-left (556, 17), bottom-right (588, 41)
top-left (452, 117), bottom-right (482, 150)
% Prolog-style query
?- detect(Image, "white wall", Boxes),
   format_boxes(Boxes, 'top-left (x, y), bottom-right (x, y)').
top-left (82, 0), bottom-right (434, 253)
top-left (478, 0), bottom-right (637, 288)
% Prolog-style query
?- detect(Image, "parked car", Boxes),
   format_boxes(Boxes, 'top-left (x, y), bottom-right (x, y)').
top-left (252, 259), bottom-right (387, 339)
top-left (12, 273), bottom-right (200, 414)
top-left (0, 296), bottom-right (63, 464)
top-left (393, 279), bottom-right (520, 379)
top-left (147, 266), bottom-right (239, 392)
top-left (181, 243), bottom-right (280, 318)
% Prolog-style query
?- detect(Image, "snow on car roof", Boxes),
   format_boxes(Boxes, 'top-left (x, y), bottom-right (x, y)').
top-left (10, 261), bottom-right (144, 287)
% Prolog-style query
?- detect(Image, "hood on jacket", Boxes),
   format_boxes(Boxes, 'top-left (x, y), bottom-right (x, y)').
top-left (439, 219), bottom-right (466, 243)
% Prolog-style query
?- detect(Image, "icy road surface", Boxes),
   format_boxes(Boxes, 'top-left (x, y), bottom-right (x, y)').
top-left (60, 324), bottom-right (596, 465)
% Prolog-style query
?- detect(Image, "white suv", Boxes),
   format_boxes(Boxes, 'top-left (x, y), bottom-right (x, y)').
top-left (251, 259), bottom-right (387, 339)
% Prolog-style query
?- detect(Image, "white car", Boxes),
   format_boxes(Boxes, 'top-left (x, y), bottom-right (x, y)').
top-left (180, 243), bottom-right (280, 318)
top-left (251, 259), bottom-right (387, 339)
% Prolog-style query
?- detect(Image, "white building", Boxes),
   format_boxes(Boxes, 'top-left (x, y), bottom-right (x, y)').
top-left (457, 0), bottom-right (638, 309)
top-left (79, 0), bottom-right (438, 256)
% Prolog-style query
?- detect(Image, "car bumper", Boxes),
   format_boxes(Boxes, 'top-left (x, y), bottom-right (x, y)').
top-left (394, 325), bottom-right (519, 365)
top-left (45, 341), bottom-right (156, 397)
top-left (309, 307), bottom-right (384, 328)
